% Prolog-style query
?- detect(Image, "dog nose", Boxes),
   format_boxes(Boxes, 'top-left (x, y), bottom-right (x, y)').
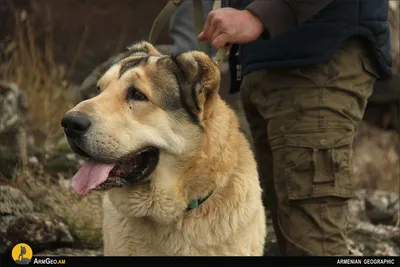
top-left (61, 112), bottom-right (91, 138)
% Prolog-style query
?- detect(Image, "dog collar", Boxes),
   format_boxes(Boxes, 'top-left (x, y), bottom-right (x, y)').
top-left (187, 191), bottom-right (213, 210)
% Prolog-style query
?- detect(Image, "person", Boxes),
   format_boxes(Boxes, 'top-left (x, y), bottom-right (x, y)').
top-left (198, 0), bottom-right (392, 256)
top-left (169, 0), bottom-right (214, 55)
top-left (18, 245), bottom-right (26, 261)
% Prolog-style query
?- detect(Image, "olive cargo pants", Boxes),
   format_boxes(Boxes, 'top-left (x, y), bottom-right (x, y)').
top-left (241, 37), bottom-right (379, 256)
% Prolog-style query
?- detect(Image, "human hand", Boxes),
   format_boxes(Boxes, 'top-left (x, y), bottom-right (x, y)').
top-left (198, 8), bottom-right (264, 50)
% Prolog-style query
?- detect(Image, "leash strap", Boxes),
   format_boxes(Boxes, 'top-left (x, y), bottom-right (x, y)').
top-left (213, 47), bottom-right (226, 68)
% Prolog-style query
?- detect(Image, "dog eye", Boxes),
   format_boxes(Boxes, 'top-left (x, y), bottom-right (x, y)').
top-left (127, 86), bottom-right (147, 101)
top-left (96, 86), bottom-right (101, 93)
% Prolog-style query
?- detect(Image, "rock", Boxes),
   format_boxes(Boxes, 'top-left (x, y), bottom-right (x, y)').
top-left (0, 185), bottom-right (76, 254)
top-left (0, 81), bottom-right (29, 176)
top-left (364, 190), bottom-right (399, 226)
top-left (0, 185), bottom-right (34, 216)
top-left (0, 146), bottom-right (20, 179)
top-left (2, 213), bottom-right (75, 252)
top-left (27, 156), bottom-right (39, 167)
top-left (0, 186), bottom-right (35, 253)
top-left (347, 189), bottom-right (400, 256)
top-left (348, 222), bottom-right (400, 256)
top-left (348, 189), bottom-right (399, 224)
top-left (352, 122), bottom-right (400, 194)
top-left (0, 81), bottom-right (27, 137)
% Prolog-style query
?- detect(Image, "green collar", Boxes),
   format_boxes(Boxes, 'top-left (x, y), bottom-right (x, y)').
top-left (187, 191), bottom-right (213, 211)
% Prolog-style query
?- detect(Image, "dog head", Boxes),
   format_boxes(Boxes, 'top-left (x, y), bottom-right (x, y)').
top-left (61, 41), bottom-right (221, 196)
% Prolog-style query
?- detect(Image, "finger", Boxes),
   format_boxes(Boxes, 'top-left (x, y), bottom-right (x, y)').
top-left (198, 31), bottom-right (206, 40)
top-left (212, 33), bottom-right (229, 50)
top-left (209, 18), bottom-right (222, 45)
top-left (210, 28), bottom-right (221, 47)
top-left (199, 13), bottom-right (213, 41)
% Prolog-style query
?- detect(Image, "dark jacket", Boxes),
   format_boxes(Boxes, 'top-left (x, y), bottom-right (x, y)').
top-left (225, 0), bottom-right (392, 84)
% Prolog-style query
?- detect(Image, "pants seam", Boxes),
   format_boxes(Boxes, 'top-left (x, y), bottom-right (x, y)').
top-left (277, 203), bottom-right (315, 256)
top-left (320, 203), bottom-right (326, 255)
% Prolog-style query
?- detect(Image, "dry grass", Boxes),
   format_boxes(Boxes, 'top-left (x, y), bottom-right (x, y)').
top-left (0, 9), bottom-right (103, 247)
top-left (0, 8), bottom-right (74, 150)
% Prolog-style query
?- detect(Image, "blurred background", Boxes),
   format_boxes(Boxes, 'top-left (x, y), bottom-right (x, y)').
top-left (0, 0), bottom-right (399, 257)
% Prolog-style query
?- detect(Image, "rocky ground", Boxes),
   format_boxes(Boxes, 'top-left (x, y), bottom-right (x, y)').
top-left (1, 184), bottom-right (398, 256)
top-left (1, 53), bottom-right (399, 256)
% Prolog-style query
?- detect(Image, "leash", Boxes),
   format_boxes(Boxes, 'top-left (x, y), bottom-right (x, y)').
top-left (148, 0), bottom-right (227, 68)
top-left (210, 0), bottom-right (227, 68)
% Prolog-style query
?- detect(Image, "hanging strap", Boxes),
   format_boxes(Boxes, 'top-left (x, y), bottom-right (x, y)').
top-left (192, 0), bottom-right (227, 67)
top-left (209, 0), bottom-right (227, 68)
top-left (148, 0), bottom-right (184, 44)
top-left (192, 0), bottom-right (208, 54)
top-left (148, 0), bottom-right (227, 67)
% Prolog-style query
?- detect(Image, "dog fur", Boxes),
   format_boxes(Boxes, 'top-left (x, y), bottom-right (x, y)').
top-left (64, 41), bottom-right (266, 256)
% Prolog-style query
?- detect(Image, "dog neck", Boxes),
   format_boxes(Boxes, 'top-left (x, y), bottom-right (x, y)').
top-left (203, 96), bottom-right (241, 168)
top-left (182, 96), bottom-right (242, 197)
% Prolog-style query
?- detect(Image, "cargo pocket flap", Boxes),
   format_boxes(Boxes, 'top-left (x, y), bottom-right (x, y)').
top-left (360, 54), bottom-right (381, 79)
top-left (284, 129), bottom-right (354, 149)
top-left (283, 129), bottom-right (354, 201)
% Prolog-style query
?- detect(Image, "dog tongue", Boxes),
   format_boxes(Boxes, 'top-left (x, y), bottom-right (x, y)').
top-left (72, 160), bottom-right (115, 196)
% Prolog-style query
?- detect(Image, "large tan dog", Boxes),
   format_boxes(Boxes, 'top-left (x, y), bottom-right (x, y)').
top-left (61, 41), bottom-right (266, 256)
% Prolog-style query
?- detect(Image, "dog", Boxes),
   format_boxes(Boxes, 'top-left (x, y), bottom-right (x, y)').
top-left (61, 41), bottom-right (266, 256)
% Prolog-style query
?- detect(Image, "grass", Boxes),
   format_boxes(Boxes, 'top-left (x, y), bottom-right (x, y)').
top-left (0, 9), bottom-right (103, 248)
top-left (0, 8), bottom-right (74, 150)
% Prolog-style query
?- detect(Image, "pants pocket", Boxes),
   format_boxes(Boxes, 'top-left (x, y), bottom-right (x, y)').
top-left (359, 53), bottom-right (381, 80)
top-left (281, 127), bottom-right (355, 200)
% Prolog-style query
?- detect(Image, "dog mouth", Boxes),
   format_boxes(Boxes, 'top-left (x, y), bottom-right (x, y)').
top-left (71, 146), bottom-right (159, 196)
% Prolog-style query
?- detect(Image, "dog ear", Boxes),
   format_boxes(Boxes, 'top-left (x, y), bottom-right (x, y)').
top-left (127, 41), bottom-right (162, 56)
top-left (172, 51), bottom-right (221, 121)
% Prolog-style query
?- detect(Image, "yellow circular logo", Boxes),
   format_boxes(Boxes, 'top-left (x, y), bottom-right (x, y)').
top-left (11, 243), bottom-right (33, 265)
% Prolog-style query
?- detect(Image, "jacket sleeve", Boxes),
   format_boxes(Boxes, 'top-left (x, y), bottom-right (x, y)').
top-left (245, 0), bottom-right (334, 39)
